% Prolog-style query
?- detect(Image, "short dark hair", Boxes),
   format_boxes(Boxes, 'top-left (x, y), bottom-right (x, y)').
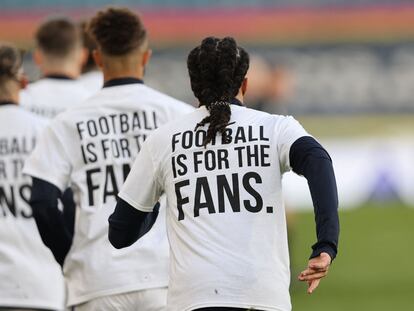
top-left (36, 18), bottom-right (81, 57)
top-left (0, 42), bottom-right (22, 83)
top-left (89, 7), bottom-right (147, 56)
top-left (80, 20), bottom-right (98, 73)
top-left (188, 37), bottom-right (250, 147)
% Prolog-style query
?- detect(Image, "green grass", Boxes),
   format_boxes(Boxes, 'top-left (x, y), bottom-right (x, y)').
top-left (289, 203), bottom-right (414, 310)
top-left (296, 115), bottom-right (414, 138)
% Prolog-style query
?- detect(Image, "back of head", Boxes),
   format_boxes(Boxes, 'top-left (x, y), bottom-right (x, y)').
top-left (0, 42), bottom-right (22, 100)
top-left (36, 18), bottom-right (81, 59)
top-left (88, 7), bottom-right (147, 56)
top-left (187, 36), bottom-right (250, 146)
top-left (80, 20), bottom-right (98, 73)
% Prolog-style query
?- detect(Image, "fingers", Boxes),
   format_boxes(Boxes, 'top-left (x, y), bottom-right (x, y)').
top-left (298, 253), bottom-right (331, 294)
top-left (302, 265), bottom-right (329, 275)
top-left (307, 279), bottom-right (320, 294)
top-left (298, 263), bottom-right (329, 280)
top-left (298, 271), bottom-right (327, 282)
top-left (309, 261), bottom-right (329, 270)
top-left (297, 252), bottom-right (332, 294)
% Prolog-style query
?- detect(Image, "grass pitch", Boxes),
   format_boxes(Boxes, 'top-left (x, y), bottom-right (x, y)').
top-left (289, 203), bottom-right (414, 310)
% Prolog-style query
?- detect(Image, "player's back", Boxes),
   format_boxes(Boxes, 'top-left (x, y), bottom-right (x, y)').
top-left (0, 104), bottom-right (64, 310)
top-left (20, 77), bottom-right (90, 118)
top-left (25, 80), bottom-right (193, 306)
top-left (131, 102), bottom-right (308, 311)
top-left (79, 70), bottom-right (103, 96)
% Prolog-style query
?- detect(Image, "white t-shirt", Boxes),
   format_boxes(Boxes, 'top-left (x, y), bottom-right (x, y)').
top-left (20, 77), bottom-right (91, 118)
top-left (23, 82), bottom-right (194, 306)
top-left (80, 71), bottom-right (104, 96)
top-left (0, 104), bottom-right (65, 310)
top-left (119, 104), bottom-right (308, 311)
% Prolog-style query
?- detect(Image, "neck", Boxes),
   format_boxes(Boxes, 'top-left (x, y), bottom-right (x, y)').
top-left (103, 68), bottom-right (144, 83)
top-left (0, 82), bottom-right (19, 103)
top-left (101, 52), bottom-right (145, 83)
top-left (41, 63), bottom-right (80, 79)
top-left (0, 95), bottom-right (18, 104)
top-left (235, 92), bottom-right (244, 104)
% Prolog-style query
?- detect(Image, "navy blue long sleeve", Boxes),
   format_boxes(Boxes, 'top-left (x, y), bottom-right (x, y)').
top-left (30, 178), bottom-right (73, 266)
top-left (108, 199), bottom-right (160, 249)
top-left (289, 136), bottom-right (339, 260)
top-left (62, 188), bottom-right (76, 236)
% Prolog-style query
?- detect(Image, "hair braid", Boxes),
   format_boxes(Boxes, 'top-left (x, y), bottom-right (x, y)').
top-left (187, 36), bottom-right (250, 147)
top-left (0, 43), bottom-right (22, 82)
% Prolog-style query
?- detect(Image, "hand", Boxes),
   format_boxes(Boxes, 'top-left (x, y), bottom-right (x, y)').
top-left (298, 252), bottom-right (332, 294)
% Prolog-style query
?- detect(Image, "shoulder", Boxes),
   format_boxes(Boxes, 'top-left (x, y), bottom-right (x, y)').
top-left (141, 85), bottom-right (194, 113)
top-left (242, 105), bottom-right (302, 125)
top-left (20, 80), bottom-right (43, 102)
top-left (15, 106), bottom-right (47, 123)
top-left (23, 79), bottom-right (44, 91)
top-left (273, 115), bottom-right (304, 129)
top-left (21, 79), bottom-right (90, 101)
top-left (232, 105), bottom-right (282, 124)
top-left (6, 105), bottom-right (48, 132)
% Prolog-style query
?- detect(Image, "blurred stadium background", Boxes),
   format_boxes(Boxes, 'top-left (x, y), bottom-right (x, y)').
top-left (1, 0), bottom-right (413, 310)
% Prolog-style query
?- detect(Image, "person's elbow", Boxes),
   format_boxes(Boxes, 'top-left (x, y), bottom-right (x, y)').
top-left (108, 221), bottom-right (130, 249)
top-left (108, 198), bottom-right (153, 249)
top-left (108, 237), bottom-right (127, 250)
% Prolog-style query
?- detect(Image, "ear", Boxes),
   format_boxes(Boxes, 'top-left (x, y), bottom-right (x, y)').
top-left (241, 77), bottom-right (248, 96)
top-left (142, 49), bottom-right (152, 67)
top-left (92, 49), bottom-right (103, 69)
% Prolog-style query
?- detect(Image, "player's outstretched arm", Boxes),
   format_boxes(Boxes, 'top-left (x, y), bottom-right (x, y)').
top-left (289, 136), bottom-right (340, 294)
top-left (298, 252), bottom-right (332, 294)
top-left (108, 199), bottom-right (160, 249)
top-left (30, 178), bottom-right (73, 266)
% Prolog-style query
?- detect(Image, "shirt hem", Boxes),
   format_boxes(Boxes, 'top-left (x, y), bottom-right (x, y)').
top-left (67, 280), bottom-right (168, 307)
top-left (23, 167), bottom-right (66, 193)
top-left (118, 192), bottom-right (154, 212)
top-left (0, 298), bottom-right (62, 310)
top-left (181, 301), bottom-right (289, 311)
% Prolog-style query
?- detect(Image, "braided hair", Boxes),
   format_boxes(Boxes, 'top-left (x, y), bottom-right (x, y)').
top-left (0, 43), bottom-right (22, 85)
top-left (187, 37), bottom-right (250, 147)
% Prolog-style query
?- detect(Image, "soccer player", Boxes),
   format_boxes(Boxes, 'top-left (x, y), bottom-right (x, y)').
top-left (79, 20), bottom-right (103, 94)
top-left (20, 17), bottom-right (89, 118)
top-left (110, 37), bottom-right (340, 311)
top-left (24, 8), bottom-right (193, 311)
top-left (0, 43), bottom-right (64, 310)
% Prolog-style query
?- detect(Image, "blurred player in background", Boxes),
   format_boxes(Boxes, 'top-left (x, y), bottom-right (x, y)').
top-left (245, 55), bottom-right (293, 115)
top-left (0, 43), bottom-right (64, 311)
top-left (24, 8), bottom-right (193, 311)
top-left (79, 20), bottom-right (103, 94)
top-left (20, 17), bottom-right (89, 118)
top-left (109, 37), bottom-right (339, 311)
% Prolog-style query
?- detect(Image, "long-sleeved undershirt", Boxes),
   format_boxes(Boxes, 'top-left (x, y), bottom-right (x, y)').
top-left (108, 201), bottom-right (160, 249)
top-left (289, 136), bottom-right (339, 260)
top-left (30, 178), bottom-right (74, 266)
